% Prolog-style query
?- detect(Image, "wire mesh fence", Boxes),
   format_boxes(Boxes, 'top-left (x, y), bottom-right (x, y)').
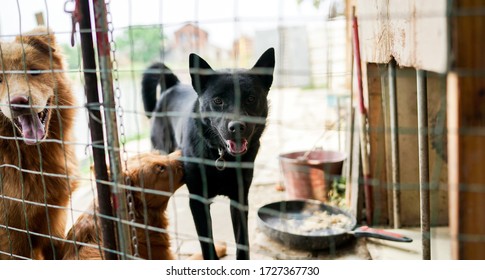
top-left (0, 0), bottom-right (350, 260)
top-left (1, 0), bottom-right (483, 261)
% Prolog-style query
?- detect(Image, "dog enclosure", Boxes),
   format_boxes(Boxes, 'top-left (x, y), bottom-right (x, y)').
top-left (0, 0), bottom-right (484, 260)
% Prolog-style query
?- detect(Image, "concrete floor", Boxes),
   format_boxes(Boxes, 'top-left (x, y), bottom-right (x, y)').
top-left (366, 227), bottom-right (451, 260)
top-left (166, 183), bottom-right (451, 260)
top-left (71, 182), bottom-right (451, 260)
top-left (169, 183), bottom-right (372, 260)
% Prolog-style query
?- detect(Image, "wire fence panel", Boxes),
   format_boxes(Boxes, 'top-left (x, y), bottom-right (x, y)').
top-left (2, 0), bottom-right (483, 261)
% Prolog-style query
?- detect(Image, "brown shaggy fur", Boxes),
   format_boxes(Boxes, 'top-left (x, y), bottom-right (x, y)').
top-left (0, 27), bottom-right (78, 259)
top-left (62, 151), bottom-right (226, 260)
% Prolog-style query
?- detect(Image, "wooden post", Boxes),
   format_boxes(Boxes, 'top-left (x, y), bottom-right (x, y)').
top-left (448, 0), bottom-right (485, 259)
top-left (366, 63), bottom-right (389, 224)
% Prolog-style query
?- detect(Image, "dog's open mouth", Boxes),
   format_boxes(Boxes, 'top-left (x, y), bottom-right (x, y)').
top-left (225, 139), bottom-right (248, 155)
top-left (12, 103), bottom-right (51, 145)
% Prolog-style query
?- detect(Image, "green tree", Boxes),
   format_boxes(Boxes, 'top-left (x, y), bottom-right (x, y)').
top-left (297, 0), bottom-right (323, 8)
top-left (115, 26), bottom-right (165, 64)
top-left (61, 43), bottom-right (82, 70)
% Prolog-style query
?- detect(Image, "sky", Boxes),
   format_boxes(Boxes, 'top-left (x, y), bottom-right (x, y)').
top-left (0, 0), bottom-right (332, 49)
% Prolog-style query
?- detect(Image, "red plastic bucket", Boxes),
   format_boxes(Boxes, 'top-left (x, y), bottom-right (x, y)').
top-left (279, 150), bottom-right (346, 202)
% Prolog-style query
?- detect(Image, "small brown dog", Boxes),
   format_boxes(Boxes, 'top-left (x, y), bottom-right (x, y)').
top-left (0, 27), bottom-right (78, 260)
top-left (62, 151), bottom-right (226, 260)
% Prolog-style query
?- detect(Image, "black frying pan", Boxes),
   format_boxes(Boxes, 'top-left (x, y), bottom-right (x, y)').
top-left (257, 200), bottom-right (412, 250)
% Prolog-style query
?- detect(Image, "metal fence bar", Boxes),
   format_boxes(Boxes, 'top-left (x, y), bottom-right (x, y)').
top-left (78, 0), bottom-right (117, 260)
top-left (417, 69), bottom-right (431, 260)
top-left (92, 0), bottom-right (132, 259)
top-left (388, 59), bottom-right (401, 229)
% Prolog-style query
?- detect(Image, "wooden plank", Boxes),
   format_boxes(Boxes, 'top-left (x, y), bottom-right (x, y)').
top-left (365, 63), bottom-right (389, 224)
top-left (371, 66), bottom-right (449, 227)
top-left (348, 111), bottom-right (363, 222)
top-left (395, 68), bottom-right (420, 226)
top-left (425, 73), bottom-right (449, 226)
top-left (379, 64), bottom-right (394, 225)
top-left (392, 68), bottom-right (449, 226)
top-left (448, 74), bottom-right (485, 259)
top-left (448, 0), bottom-right (485, 260)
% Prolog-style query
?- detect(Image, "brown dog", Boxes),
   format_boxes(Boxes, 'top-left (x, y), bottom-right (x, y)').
top-left (0, 27), bottom-right (78, 259)
top-left (62, 151), bottom-right (226, 260)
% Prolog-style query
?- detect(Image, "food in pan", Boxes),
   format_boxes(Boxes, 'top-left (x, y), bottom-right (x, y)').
top-left (277, 209), bottom-right (352, 235)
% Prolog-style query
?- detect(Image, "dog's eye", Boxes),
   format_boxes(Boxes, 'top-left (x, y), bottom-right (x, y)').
top-left (156, 164), bottom-right (166, 173)
top-left (246, 95), bottom-right (256, 104)
top-left (30, 69), bottom-right (41, 76)
top-left (213, 97), bottom-right (223, 105)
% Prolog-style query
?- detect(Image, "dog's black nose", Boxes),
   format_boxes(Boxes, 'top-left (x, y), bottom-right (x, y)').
top-left (228, 121), bottom-right (246, 133)
top-left (9, 95), bottom-right (30, 112)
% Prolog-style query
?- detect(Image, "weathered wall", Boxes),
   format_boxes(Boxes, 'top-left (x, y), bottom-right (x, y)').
top-left (358, 0), bottom-right (448, 73)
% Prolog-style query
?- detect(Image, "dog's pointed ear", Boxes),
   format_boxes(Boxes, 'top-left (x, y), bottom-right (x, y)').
top-left (16, 26), bottom-right (57, 53)
top-left (251, 48), bottom-right (275, 91)
top-left (189, 53), bottom-right (214, 95)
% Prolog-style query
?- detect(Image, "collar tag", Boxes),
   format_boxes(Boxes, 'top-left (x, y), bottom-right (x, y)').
top-left (215, 148), bottom-right (226, 171)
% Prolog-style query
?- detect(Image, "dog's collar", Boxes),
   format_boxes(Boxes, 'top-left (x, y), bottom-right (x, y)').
top-left (215, 148), bottom-right (226, 171)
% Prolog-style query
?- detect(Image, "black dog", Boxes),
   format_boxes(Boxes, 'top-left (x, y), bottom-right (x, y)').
top-left (141, 48), bottom-right (275, 259)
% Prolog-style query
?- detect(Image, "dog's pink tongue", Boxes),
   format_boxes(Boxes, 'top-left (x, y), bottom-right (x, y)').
top-left (226, 139), bottom-right (248, 154)
top-left (18, 114), bottom-right (45, 145)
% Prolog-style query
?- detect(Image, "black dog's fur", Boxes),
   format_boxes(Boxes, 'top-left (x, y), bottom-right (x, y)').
top-left (141, 48), bottom-right (275, 259)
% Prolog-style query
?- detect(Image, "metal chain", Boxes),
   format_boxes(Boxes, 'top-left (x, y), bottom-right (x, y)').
top-left (104, 0), bottom-right (139, 259)
top-left (125, 178), bottom-right (139, 259)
